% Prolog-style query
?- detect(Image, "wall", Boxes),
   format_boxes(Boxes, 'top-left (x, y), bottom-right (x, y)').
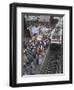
top-left (0, 0), bottom-right (74, 89)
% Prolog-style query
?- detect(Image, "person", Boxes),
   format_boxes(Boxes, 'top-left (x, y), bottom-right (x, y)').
top-left (36, 53), bottom-right (39, 65)
top-left (31, 24), bottom-right (39, 35)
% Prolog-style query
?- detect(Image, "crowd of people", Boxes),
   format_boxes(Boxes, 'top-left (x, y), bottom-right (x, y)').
top-left (23, 23), bottom-right (51, 75)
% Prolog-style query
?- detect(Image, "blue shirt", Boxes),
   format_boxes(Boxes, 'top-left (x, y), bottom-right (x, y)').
top-left (32, 26), bottom-right (39, 35)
